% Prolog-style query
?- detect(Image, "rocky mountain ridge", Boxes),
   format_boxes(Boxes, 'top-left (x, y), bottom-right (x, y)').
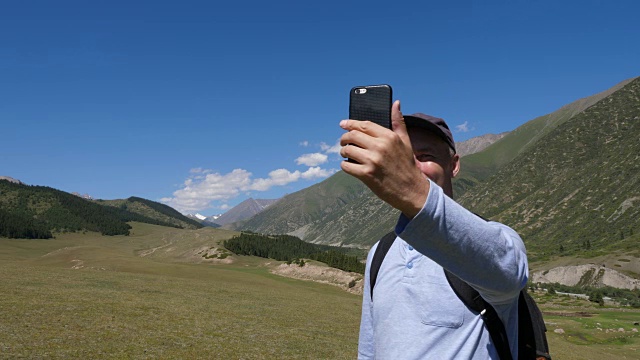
top-left (456, 132), bottom-right (509, 157)
top-left (215, 198), bottom-right (279, 226)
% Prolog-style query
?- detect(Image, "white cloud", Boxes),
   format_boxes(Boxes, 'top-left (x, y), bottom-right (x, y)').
top-left (301, 167), bottom-right (337, 179)
top-left (189, 167), bottom-right (212, 174)
top-left (249, 168), bottom-right (301, 191)
top-left (299, 140), bottom-right (309, 147)
top-left (296, 153), bottom-right (328, 166)
top-left (456, 121), bottom-right (470, 133)
top-left (163, 166), bottom-right (336, 213)
top-left (162, 169), bottom-right (253, 213)
top-left (320, 141), bottom-right (342, 154)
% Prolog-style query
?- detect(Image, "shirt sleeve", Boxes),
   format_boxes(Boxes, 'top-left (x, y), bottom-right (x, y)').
top-left (396, 179), bottom-right (528, 305)
top-left (357, 243), bottom-right (377, 359)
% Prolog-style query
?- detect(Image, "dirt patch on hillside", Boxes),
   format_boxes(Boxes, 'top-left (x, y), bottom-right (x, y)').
top-left (271, 263), bottom-right (364, 295)
top-left (532, 255), bottom-right (640, 278)
top-left (531, 264), bottom-right (640, 289)
top-left (193, 246), bottom-right (234, 264)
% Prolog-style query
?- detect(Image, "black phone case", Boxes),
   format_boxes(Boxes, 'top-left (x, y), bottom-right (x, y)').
top-left (349, 84), bottom-right (393, 129)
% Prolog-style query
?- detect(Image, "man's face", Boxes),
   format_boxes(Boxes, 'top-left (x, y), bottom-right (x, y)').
top-left (408, 127), bottom-right (460, 197)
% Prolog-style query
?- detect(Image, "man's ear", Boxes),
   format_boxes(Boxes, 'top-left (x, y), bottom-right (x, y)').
top-left (451, 154), bottom-right (461, 178)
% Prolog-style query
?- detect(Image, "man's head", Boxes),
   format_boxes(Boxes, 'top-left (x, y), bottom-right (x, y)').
top-left (404, 113), bottom-right (460, 198)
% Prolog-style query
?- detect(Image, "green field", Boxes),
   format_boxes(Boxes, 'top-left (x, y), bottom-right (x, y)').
top-left (0, 223), bottom-right (360, 359)
top-left (536, 292), bottom-right (640, 359)
top-left (1, 223), bottom-right (639, 359)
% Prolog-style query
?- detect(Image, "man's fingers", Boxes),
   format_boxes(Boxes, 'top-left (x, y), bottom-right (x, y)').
top-left (340, 144), bottom-right (372, 170)
top-left (340, 143), bottom-right (364, 162)
top-left (390, 100), bottom-right (409, 140)
top-left (340, 119), bottom-right (386, 136)
top-left (340, 157), bottom-right (360, 174)
top-left (339, 127), bottom-right (378, 148)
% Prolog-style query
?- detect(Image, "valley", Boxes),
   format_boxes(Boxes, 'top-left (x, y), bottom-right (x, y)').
top-left (0, 223), bottom-right (361, 359)
top-left (1, 223), bottom-right (639, 359)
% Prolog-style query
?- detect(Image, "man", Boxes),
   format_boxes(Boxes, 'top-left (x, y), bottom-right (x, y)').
top-left (339, 100), bottom-right (528, 359)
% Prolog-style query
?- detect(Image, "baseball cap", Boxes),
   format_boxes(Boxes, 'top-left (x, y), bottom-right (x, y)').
top-left (404, 113), bottom-right (456, 154)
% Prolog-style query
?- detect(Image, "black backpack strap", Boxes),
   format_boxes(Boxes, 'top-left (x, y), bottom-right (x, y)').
top-left (369, 231), bottom-right (396, 301)
top-left (445, 270), bottom-right (513, 360)
top-left (519, 291), bottom-right (551, 360)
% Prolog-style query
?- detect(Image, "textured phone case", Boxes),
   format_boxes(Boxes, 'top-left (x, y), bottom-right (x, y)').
top-left (349, 84), bottom-right (392, 129)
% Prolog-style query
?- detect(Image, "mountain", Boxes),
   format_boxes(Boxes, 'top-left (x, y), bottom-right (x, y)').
top-left (456, 132), bottom-right (509, 157)
top-left (186, 213), bottom-right (221, 228)
top-left (205, 213), bottom-right (223, 222)
top-left (215, 198), bottom-right (279, 226)
top-left (453, 77), bottom-right (636, 196)
top-left (226, 77), bottom-right (639, 255)
top-left (98, 197), bottom-right (203, 230)
top-left (71, 192), bottom-right (93, 200)
top-left (186, 213), bottom-right (205, 221)
top-left (458, 76), bottom-right (640, 261)
top-left (0, 176), bottom-right (23, 185)
top-left (0, 180), bottom-right (203, 238)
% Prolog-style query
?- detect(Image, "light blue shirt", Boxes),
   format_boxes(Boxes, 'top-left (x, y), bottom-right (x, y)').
top-left (358, 180), bottom-right (528, 359)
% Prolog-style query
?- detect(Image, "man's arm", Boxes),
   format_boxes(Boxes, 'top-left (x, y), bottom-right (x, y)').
top-left (397, 180), bottom-right (528, 304)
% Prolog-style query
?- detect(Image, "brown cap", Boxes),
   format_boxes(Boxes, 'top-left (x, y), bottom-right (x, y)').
top-left (404, 113), bottom-right (456, 154)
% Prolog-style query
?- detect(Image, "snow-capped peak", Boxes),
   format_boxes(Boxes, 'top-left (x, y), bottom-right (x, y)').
top-left (194, 213), bottom-right (207, 220)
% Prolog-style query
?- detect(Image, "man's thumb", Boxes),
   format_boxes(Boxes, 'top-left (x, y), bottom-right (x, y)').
top-left (391, 100), bottom-right (409, 139)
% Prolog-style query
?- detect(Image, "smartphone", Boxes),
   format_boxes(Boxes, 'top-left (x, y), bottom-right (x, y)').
top-left (349, 84), bottom-right (393, 129)
top-left (346, 84), bottom-right (393, 162)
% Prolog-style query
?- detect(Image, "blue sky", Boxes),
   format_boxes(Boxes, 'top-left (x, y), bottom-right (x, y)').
top-left (2, 0), bottom-right (639, 215)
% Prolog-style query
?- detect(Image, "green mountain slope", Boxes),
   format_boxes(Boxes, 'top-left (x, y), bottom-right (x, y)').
top-left (454, 77), bottom-right (636, 196)
top-left (98, 197), bottom-right (203, 230)
top-left (0, 180), bottom-right (202, 238)
top-left (458, 77), bottom-right (640, 260)
top-left (227, 171), bottom-right (397, 246)
top-left (296, 187), bottom-right (397, 246)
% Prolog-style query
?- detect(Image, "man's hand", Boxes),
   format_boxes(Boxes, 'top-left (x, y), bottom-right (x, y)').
top-left (339, 100), bottom-right (430, 219)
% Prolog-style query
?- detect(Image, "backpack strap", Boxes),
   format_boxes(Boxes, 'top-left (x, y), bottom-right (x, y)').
top-left (444, 270), bottom-right (513, 360)
top-left (518, 291), bottom-right (552, 360)
top-left (369, 231), bottom-right (396, 301)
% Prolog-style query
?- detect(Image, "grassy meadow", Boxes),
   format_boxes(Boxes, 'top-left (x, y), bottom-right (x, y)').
top-left (1, 222), bottom-right (639, 359)
top-left (536, 292), bottom-right (640, 359)
top-left (1, 223), bottom-right (360, 359)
